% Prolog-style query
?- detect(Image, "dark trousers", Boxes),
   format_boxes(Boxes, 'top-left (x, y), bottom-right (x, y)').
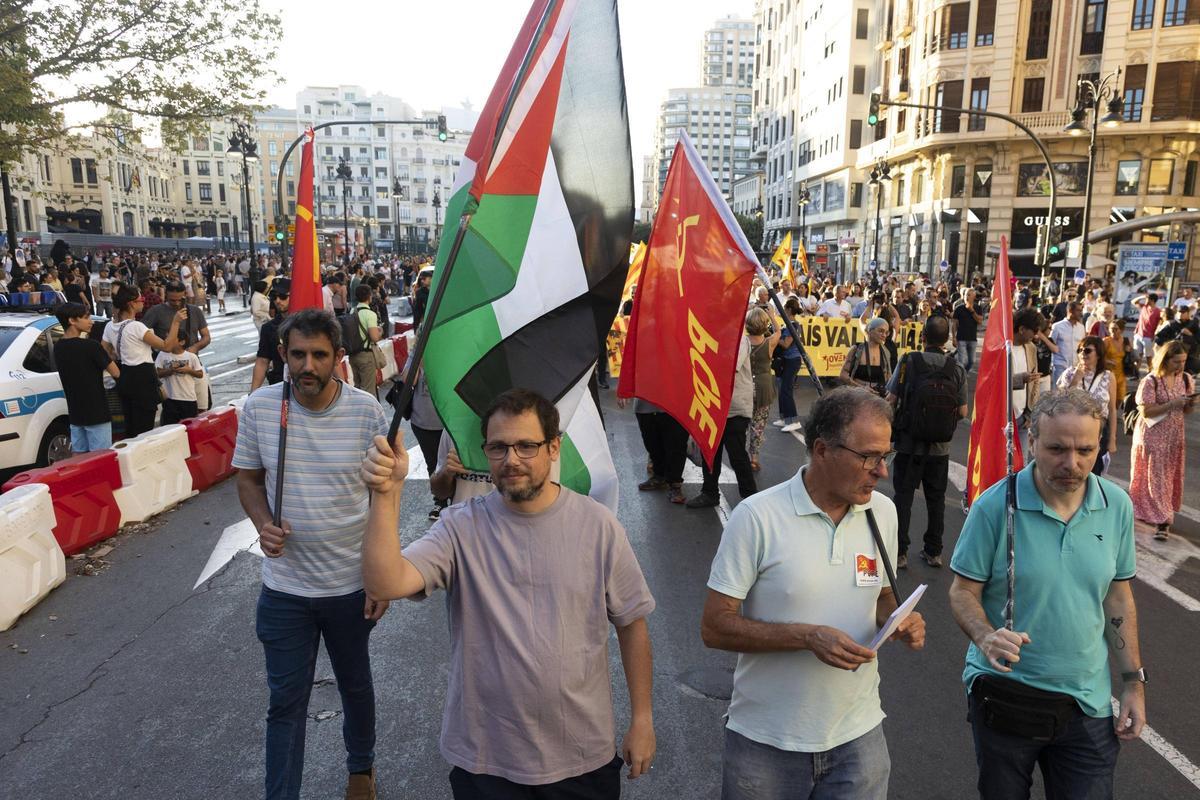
top-left (968, 687), bottom-right (1119, 800)
top-left (160, 398), bottom-right (198, 425)
top-left (778, 357), bottom-right (801, 421)
top-left (701, 416), bottom-right (758, 498)
top-left (892, 452), bottom-right (949, 557)
top-left (411, 424), bottom-right (447, 505)
top-left (255, 587), bottom-right (377, 800)
top-left (1092, 418), bottom-right (1109, 476)
top-left (450, 754), bottom-right (623, 800)
top-left (635, 411), bottom-right (688, 484)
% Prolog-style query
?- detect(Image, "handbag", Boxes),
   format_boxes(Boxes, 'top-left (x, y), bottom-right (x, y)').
top-left (384, 380), bottom-right (415, 420)
top-left (370, 342), bottom-right (387, 370)
top-left (971, 674), bottom-right (1077, 742)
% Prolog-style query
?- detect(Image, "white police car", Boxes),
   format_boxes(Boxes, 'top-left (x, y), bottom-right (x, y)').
top-left (0, 312), bottom-right (77, 474)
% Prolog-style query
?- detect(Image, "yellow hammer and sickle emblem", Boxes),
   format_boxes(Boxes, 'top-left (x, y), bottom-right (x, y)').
top-left (674, 214), bottom-right (700, 297)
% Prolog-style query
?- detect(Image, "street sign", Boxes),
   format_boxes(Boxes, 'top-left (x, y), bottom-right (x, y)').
top-left (869, 259), bottom-right (878, 270)
top-left (939, 259), bottom-right (950, 271)
top-left (1167, 241), bottom-right (1188, 261)
top-left (1073, 268), bottom-right (1087, 285)
top-left (267, 223), bottom-right (276, 235)
top-left (287, 223), bottom-right (296, 234)
top-left (1116, 243), bottom-right (1170, 274)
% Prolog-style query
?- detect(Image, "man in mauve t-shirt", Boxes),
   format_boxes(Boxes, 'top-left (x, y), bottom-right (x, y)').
top-left (361, 388), bottom-right (657, 799)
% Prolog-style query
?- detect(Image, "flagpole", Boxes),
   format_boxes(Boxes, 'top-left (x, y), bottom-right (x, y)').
top-left (272, 380), bottom-right (290, 528)
top-left (387, 0), bottom-right (561, 443)
top-left (755, 265), bottom-right (824, 397)
top-left (1003, 341), bottom-right (1016, 633)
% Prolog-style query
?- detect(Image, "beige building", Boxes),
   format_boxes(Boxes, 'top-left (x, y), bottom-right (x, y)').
top-left (170, 120), bottom-right (266, 246)
top-left (861, 0), bottom-right (1200, 279)
top-left (255, 107), bottom-right (303, 238)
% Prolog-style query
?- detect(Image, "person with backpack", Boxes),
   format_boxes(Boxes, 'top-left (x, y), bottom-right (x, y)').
top-left (345, 284), bottom-right (383, 398)
top-left (884, 316), bottom-right (967, 568)
top-left (840, 317), bottom-right (893, 397)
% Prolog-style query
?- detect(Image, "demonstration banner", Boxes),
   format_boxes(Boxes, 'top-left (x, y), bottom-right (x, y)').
top-left (791, 317), bottom-right (925, 376)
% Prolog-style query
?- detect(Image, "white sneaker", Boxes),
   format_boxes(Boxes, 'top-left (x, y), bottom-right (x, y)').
top-left (771, 420), bottom-right (786, 427)
top-left (781, 421), bottom-right (804, 433)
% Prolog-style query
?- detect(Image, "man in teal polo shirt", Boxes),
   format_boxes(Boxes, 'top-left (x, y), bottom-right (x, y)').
top-left (949, 388), bottom-right (1145, 800)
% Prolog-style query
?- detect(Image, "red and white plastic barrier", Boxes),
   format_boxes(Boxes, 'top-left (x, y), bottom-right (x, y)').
top-left (111, 425), bottom-right (196, 523)
top-left (181, 407), bottom-right (239, 492)
top-left (1, 450), bottom-right (124, 556)
top-left (0, 484), bottom-right (66, 631)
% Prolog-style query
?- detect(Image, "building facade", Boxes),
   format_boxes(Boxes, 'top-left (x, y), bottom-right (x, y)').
top-left (861, 0), bottom-right (1200, 279)
top-left (171, 120), bottom-right (265, 246)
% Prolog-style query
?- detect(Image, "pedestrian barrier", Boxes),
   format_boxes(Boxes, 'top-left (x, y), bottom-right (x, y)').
top-left (0, 484), bottom-right (66, 631)
top-left (111, 425), bottom-right (196, 523)
top-left (182, 407), bottom-right (239, 492)
top-left (391, 335), bottom-right (410, 375)
top-left (2, 450), bottom-right (124, 556)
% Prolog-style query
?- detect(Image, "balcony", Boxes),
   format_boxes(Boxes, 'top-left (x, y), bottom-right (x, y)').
top-left (1013, 110), bottom-right (1072, 133)
top-left (412, 157), bottom-right (426, 165)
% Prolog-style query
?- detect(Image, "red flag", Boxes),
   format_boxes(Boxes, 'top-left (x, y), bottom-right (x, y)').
top-left (966, 236), bottom-right (1023, 504)
top-left (617, 132), bottom-right (758, 467)
top-left (289, 128), bottom-right (322, 312)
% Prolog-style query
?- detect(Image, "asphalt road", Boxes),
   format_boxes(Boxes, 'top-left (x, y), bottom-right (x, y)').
top-left (2, 337), bottom-right (1199, 799)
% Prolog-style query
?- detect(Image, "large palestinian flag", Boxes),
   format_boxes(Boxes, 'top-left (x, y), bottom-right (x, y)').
top-left (422, 0), bottom-right (632, 510)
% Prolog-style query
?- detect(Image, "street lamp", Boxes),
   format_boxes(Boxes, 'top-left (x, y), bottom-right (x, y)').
top-left (336, 156), bottom-right (353, 265)
top-left (869, 158), bottom-right (891, 275)
top-left (797, 183), bottom-right (812, 266)
top-left (226, 120), bottom-right (259, 262)
top-left (391, 177), bottom-right (404, 254)
top-left (432, 190), bottom-right (442, 251)
top-left (1063, 67), bottom-right (1124, 285)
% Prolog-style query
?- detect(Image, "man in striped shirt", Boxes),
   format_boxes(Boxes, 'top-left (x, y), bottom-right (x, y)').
top-left (233, 308), bottom-right (389, 800)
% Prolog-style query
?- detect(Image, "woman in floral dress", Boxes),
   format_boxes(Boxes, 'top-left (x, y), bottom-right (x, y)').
top-left (1129, 341), bottom-right (1197, 540)
top-left (1057, 335), bottom-right (1117, 475)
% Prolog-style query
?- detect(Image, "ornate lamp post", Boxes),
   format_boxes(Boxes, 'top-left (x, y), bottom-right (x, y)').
top-left (336, 157), bottom-right (353, 264)
top-left (225, 121), bottom-right (259, 260)
top-left (868, 158), bottom-right (891, 275)
top-left (797, 183), bottom-right (812, 265)
top-left (1064, 68), bottom-right (1124, 284)
top-left (431, 190), bottom-right (442, 251)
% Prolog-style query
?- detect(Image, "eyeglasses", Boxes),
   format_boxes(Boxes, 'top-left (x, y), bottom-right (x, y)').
top-left (1077, 347), bottom-right (1095, 354)
top-left (481, 439), bottom-right (553, 461)
top-left (836, 444), bottom-right (896, 471)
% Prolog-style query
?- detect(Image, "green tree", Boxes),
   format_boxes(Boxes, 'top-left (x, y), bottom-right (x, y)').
top-left (735, 213), bottom-right (763, 252)
top-left (0, 0), bottom-right (282, 255)
top-left (631, 220), bottom-right (652, 243)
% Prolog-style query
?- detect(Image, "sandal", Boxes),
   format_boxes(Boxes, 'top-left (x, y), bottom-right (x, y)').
top-left (1154, 524), bottom-right (1169, 541)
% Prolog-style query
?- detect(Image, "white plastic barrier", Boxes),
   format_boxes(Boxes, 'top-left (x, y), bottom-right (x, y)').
top-left (379, 339), bottom-right (398, 382)
top-left (111, 424), bottom-right (197, 522)
top-left (0, 484), bottom-right (66, 631)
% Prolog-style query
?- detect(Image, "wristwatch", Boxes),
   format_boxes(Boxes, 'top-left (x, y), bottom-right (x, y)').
top-left (1121, 668), bottom-right (1148, 684)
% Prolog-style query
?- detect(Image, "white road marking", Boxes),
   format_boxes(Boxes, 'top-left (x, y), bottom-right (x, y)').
top-left (194, 518), bottom-right (261, 589)
top-left (1110, 698), bottom-right (1200, 791)
top-left (209, 362), bottom-right (255, 382)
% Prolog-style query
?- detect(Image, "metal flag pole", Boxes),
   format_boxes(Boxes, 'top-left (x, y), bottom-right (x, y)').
top-left (272, 380), bottom-right (290, 528)
top-left (386, 0), bottom-right (560, 444)
top-left (1003, 340), bottom-right (1016, 632)
top-left (755, 264), bottom-right (824, 397)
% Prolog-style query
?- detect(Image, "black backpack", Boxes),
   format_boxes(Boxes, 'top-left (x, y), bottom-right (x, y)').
top-left (339, 307), bottom-right (371, 354)
top-left (897, 352), bottom-right (961, 443)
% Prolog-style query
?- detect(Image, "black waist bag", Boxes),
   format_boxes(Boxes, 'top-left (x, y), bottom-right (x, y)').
top-left (972, 675), bottom-right (1077, 742)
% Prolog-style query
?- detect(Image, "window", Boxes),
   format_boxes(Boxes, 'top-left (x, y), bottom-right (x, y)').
top-left (219, 184), bottom-right (226, 202)
top-left (1027, 0), bottom-right (1052, 59)
top-left (972, 163), bottom-right (993, 197)
top-left (913, 171), bottom-right (924, 203)
top-left (1123, 65), bottom-right (1147, 121)
top-left (852, 65), bottom-right (866, 94)
top-left (185, 184), bottom-right (193, 202)
top-left (849, 119), bottom-right (863, 149)
top-left (1148, 158), bottom-right (1174, 193)
top-left (1116, 160), bottom-right (1141, 194)
top-left (1081, 0), bottom-right (1107, 54)
top-left (850, 182), bottom-right (864, 207)
top-left (268, 141), bottom-right (278, 156)
top-left (1021, 77), bottom-right (1045, 113)
top-left (217, 162), bottom-right (224, 177)
top-left (951, 165), bottom-right (967, 197)
top-left (1164, 0), bottom-right (1199, 25)
top-left (71, 157), bottom-right (83, 184)
top-left (968, 78), bottom-right (990, 131)
top-left (85, 159), bottom-right (97, 184)
top-left (377, 126), bottom-right (386, 138)
top-left (942, 3), bottom-right (969, 49)
top-left (1151, 62), bottom-right (1200, 120)
top-left (199, 183), bottom-right (212, 202)
top-left (976, 0), bottom-right (996, 45)
top-left (286, 181), bottom-right (295, 196)
top-left (1185, 160), bottom-right (1199, 195)
top-left (856, 8), bottom-right (869, 38)
top-left (192, 135), bottom-right (208, 151)
top-left (377, 205), bottom-right (390, 219)
top-left (270, 162), bottom-right (279, 177)
top-left (341, 126), bottom-right (349, 136)
top-left (935, 81), bottom-right (964, 132)
top-left (196, 160), bottom-right (210, 176)
top-left (303, 104), bottom-right (311, 114)
top-left (1132, 0), bottom-right (1155, 28)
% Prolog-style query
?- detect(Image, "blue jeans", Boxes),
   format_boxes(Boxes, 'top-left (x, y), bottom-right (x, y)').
top-left (777, 357), bottom-right (802, 422)
top-left (70, 422), bottom-right (112, 453)
top-left (255, 586), bottom-right (377, 800)
top-left (722, 725), bottom-right (890, 800)
top-left (956, 339), bottom-right (977, 372)
top-left (968, 686), bottom-right (1119, 799)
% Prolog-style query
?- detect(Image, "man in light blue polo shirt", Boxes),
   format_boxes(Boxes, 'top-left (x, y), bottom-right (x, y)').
top-left (703, 387), bottom-right (925, 800)
top-left (949, 388), bottom-right (1145, 800)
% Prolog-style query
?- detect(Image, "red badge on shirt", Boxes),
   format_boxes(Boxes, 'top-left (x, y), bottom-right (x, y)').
top-left (855, 553), bottom-right (881, 587)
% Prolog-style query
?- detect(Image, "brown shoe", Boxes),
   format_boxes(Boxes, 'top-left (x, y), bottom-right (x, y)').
top-left (345, 768), bottom-right (376, 800)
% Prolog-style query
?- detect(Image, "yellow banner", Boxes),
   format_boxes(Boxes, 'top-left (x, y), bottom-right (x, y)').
top-left (788, 317), bottom-right (925, 376)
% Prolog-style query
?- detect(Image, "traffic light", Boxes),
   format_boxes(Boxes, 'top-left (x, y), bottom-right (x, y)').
top-left (274, 231), bottom-right (285, 242)
top-left (437, 115), bottom-right (448, 142)
top-left (867, 93), bottom-right (881, 126)
top-left (1034, 223), bottom-right (1050, 266)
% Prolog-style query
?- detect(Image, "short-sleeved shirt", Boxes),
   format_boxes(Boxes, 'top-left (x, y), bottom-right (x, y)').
top-left (707, 467), bottom-right (898, 753)
top-left (231, 381), bottom-right (388, 597)
top-left (885, 349), bottom-right (967, 456)
top-left (256, 315), bottom-right (286, 384)
top-left (54, 337), bottom-right (112, 426)
top-left (953, 301), bottom-right (982, 342)
top-left (950, 463), bottom-right (1135, 718)
top-left (102, 319), bottom-right (154, 365)
top-left (155, 350), bottom-right (202, 402)
top-left (141, 302), bottom-right (207, 349)
top-left (351, 303), bottom-right (379, 343)
top-left (1050, 319), bottom-right (1086, 370)
top-left (403, 487), bottom-right (655, 785)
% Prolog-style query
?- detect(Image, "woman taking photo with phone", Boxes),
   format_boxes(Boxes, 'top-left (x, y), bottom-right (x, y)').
top-left (102, 284), bottom-right (185, 437)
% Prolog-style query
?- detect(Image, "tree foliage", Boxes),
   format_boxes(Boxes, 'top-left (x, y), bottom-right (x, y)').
top-left (734, 213), bottom-right (762, 251)
top-left (0, 0), bottom-right (282, 161)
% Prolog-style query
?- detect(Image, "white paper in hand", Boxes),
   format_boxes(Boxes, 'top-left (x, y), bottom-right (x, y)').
top-left (866, 583), bottom-right (927, 651)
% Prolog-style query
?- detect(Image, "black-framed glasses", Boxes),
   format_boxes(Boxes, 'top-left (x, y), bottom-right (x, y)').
top-left (481, 439), bottom-right (552, 461)
top-left (1078, 347), bottom-right (1095, 354)
top-left (837, 444), bottom-right (896, 471)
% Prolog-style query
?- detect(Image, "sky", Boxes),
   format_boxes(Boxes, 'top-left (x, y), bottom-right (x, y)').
top-left (259, 0), bottom-right (755, 208)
